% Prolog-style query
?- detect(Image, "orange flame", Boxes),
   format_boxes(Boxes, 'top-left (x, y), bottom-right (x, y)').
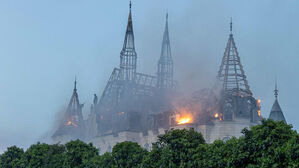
top-left (257, 99), bottom-right (261, 107)
top-left (175, 108), bottom-right (193, 125)
top-left (66, 118), bottom-right (78, 127)
top-left (214, 113), bottom-right (219, 118)
top-left (177, 117), bottom-right (191, 125)
top-left (258, 110), bottom-right (261, 117)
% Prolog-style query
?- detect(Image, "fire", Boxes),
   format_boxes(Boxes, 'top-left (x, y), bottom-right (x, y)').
top-left (177, 117), bottom-right (192, 125)
top-left (257, 99), bottom-right (261, 104)
top-left (214, 113), bottom-right (219, 118)
top-left (258, 110), bottom-right (261, 117)
top-left (66, 121), bottom-right (78, 127)
top-left (65, 116), bottom-right (78, 127)
top-left (175, 108), bottom-right (193, 125)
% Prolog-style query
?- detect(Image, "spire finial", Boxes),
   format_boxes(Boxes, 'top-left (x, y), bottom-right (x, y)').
top-left (129, 1), bottom-right (132, 10)
top-left (74, 76), bottom-right (77, 91)
top-left (230, 17), bottom-right (233, 33)
top-left (274, 78), bottom-right (278, 99)
top-left (166, 12), bottom-right (168, 21)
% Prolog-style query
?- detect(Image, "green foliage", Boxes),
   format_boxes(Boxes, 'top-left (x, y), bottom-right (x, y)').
top-left (64, 140), bottom-right (98, 168)
top-left (0, 146), bottom-right (24, 168)
top-left (237, 119), bottom-right (298, 168)
top-left (22, 142), bottom-right (65, 168)
top-left (141, 128), bottom-right (205, 168)
top-left (112, 141), bottom-right (147, 168)
top-left (97, 152), bottom-right (114, 168)
top-left (0, 120), bottom-right (298, 168)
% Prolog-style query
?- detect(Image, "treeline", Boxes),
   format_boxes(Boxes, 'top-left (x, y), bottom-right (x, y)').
top-left (0, 119), bottom-right (298, 168)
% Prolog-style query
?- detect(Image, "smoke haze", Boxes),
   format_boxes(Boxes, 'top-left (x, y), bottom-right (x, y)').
top-left (0, 0), bottom-right (298, 152)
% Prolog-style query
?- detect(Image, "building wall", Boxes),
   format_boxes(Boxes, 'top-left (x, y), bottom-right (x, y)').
top-left (89, 118), bottom-right (258, 154)
top-left (205, 118), bottom-right (257, 143)
top-left (91, 128), bottom-right (165, 154)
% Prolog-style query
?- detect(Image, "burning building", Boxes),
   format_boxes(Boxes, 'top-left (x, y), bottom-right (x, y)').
top-left (217, 20), bottom-right (260, 123)
top-left (53, 79), bottom-right (86, 141)
top-left (88, 5), bottom-right (177, 137)
top-left (53, 2), bottom-right (176, 144)
top-left (53, 3), bottom-right (285, 153)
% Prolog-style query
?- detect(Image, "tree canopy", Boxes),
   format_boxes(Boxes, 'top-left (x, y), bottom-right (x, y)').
top-left (0, 119), bottom-right (297, 168)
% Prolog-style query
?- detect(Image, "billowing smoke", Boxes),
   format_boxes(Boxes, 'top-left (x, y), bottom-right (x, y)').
top-left (171, 87), bottom-right (221, 126)
top-left (39, 106), bottom-right (66, 144)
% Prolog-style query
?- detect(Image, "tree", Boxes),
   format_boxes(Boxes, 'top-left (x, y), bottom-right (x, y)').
top-left (0, 146), bottom-right (24, 168)
top-left (238, 119), bottom-right (297, 167)
top-left (142, 128), bottom-right (206, 168)
top-left (97, 152), bottom-right (115, 168)
top-left (112, 141), bottom-right (147, 168)
top-left (64, 140), bottom-right (98, 168)
top-left (1, 119), bottom-right (298, 168)
top-left (22, 142), bottom-right (65, 168)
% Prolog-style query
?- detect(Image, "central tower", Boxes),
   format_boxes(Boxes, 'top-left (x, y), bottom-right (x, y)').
top-left (217, 19), bottom-right (251, 96)
top-left (217, 20), bottom-right (260, 122)
top-left (120, 2), bottom-right (137, 81)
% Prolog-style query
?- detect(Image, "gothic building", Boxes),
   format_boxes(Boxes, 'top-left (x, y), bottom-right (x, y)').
top-left (53, 3), bottom-right (177, 143)
top-left (52, 3), bottom-right (285, 153)
top-left (89, 3), bottom-right (177, 137)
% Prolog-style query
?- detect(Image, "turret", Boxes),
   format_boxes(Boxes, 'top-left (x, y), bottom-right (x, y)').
top-left (53, 78), bottom-right (85, 139)
top-left (269, 81), bottom-right (286, 123)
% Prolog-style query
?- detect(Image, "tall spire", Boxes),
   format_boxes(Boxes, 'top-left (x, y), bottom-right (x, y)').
top-left (269, 80), bottom-right (286, 123)
top-left (157, 13), bottom-right (174, 89)
top-left (120, 1), bottom-right (137, 81)
top-left (217, 20), bottom-right (251, 96)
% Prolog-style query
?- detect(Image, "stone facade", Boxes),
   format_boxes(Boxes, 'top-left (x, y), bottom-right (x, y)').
top-left (91, 117), bottom-right (257, 154)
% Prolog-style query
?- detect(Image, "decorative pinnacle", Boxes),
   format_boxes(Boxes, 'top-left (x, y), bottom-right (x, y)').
top-left (166, 12), bottom-right (168, 21)
top-left (129, 1), bottom-right (132, 10)
top-left (74, 76), bottom-right (77, 91)
top-left (274, 78), bottom-right (278, 99)
top-left (230, 17), bottom-right (233, 33)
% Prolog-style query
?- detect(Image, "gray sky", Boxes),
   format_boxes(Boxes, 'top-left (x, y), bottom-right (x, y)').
top-left (0, 0), bottom-right (298, 152)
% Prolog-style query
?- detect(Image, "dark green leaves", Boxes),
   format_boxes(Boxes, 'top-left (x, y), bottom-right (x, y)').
top-left (1, 120), bottom-right (298, 168)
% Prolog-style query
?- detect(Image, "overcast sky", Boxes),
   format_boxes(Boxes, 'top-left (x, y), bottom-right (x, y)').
top-left (0, 0), bottom-right (298, 152)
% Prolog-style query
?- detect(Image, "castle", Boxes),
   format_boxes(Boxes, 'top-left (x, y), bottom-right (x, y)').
top-left (52, 3), bottom-right (286, 154)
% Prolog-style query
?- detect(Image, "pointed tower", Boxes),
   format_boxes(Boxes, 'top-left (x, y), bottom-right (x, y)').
top-left (120, 1), bottom-right (137, 81)
top-left (64, 79), bottom-right (84, 126)
top-left (157, 13), bottom-right (174, 89)
top-left (218, 20), bottom-right (260, 122)
top-left (217, 19), bottom-right (251, 96)
top-left (269, 81), bottom-right (286, 123)
top-left (53, 79), bottom-right (85, 139)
